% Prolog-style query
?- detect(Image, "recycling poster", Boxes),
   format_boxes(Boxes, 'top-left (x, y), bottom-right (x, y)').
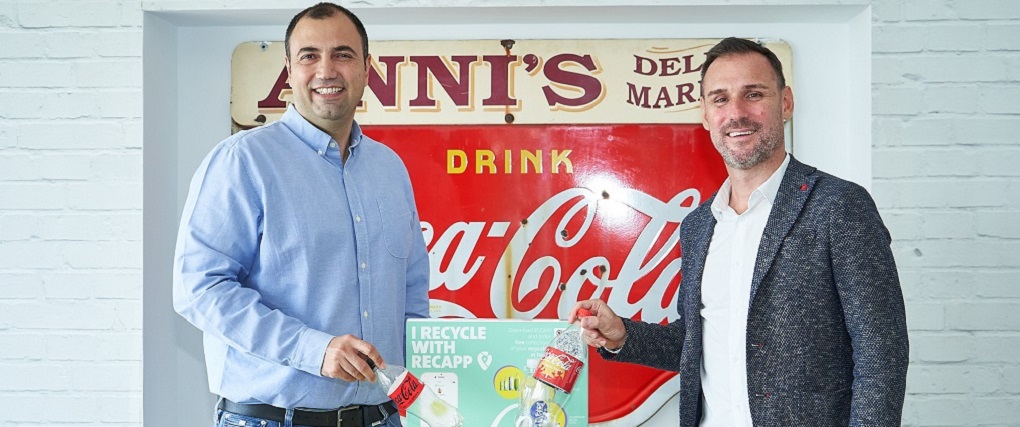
top-left (406, 319), bottom-right (589, 426)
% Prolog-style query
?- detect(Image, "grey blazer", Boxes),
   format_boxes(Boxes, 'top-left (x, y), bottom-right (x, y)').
top-left (605, 157), bottom-right (908, 426)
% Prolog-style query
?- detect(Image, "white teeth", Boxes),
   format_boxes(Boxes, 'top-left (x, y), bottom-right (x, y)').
top-left (728, 130), bottom-right (754, 137)
top-left (315, 87), bottom-right (342, 94)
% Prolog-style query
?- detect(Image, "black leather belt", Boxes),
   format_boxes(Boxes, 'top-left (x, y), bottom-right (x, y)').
top-left (218, 398), bottom-right (397, 427)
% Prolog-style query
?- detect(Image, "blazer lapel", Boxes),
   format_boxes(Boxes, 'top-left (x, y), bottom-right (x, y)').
top-left (748, 156), bottom-right (818, 306)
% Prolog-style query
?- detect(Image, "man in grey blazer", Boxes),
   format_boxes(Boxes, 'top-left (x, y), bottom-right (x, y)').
top-left (571, 38), bottom-right (908, 426)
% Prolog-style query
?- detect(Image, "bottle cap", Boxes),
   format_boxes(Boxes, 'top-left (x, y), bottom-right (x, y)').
top-left (577, 308), bottom-right (592, 317)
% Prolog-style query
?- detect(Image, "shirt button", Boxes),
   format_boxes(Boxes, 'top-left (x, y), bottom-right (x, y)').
top-left (317, 149), bottom-right (324, 156)
top-left (330, 142), bottom-right (337, 148)
top-left (363, 311), bottom-right (369, 318)
top-left (361, 262), bottom-right (366, 270)
top-left (355, 215), bottom-right (361, 222)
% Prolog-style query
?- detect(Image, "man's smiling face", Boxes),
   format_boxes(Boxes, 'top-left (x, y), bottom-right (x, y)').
top-left (700, 52), bottom-right (793, 170)
top-left (285, 13), bottom-right (369, 132)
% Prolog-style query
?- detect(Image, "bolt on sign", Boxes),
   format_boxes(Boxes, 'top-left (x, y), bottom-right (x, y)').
top-left (232, 38), bottom-right (792, 426)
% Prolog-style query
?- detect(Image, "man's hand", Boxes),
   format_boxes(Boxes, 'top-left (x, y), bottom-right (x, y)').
top-left (568, 299), bottom-right (627, 350)
top-left (320, 335), bottom-right (385, 382)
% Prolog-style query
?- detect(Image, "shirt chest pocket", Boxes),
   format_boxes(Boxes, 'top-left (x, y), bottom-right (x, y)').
top-left (377, 197), bottom-right (412, 259)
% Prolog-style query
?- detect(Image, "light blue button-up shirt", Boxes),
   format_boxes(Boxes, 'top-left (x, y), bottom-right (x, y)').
top-left (173, 105), bottom-right (430, 409)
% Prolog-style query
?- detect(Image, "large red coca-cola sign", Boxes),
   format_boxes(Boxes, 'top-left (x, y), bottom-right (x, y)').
top-left (363, 123), bottom-right (726, 423)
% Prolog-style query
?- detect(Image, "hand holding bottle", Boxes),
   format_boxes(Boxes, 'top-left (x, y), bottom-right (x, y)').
top-left (570, 299), bottom-right (627, 350)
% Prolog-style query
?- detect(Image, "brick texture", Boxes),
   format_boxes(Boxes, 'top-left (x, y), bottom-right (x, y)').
top-left (873, 1), bottom-right (1020, 426)
top-left (0, 1), bottom-right (144, 425)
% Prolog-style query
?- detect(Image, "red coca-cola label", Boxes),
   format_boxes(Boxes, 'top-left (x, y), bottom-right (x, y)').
top-left (534, 346), bottom-right (584, 393)
top-left (388, 371), bottom-right (424, 414)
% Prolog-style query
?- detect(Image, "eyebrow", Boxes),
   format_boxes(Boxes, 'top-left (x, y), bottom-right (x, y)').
top-left (704, 83), bottom-right (772, 98)
top-left (295, 45), bottom-right (358, 56)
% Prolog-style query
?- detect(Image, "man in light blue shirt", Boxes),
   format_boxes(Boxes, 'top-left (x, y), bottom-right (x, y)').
top-left (173, 3), bottom-right (429, 427)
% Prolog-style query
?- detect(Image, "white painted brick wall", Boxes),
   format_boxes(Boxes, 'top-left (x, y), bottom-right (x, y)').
top-left (0, 0), bottom-right (1017, 426)
top-left (0, 0), bottom-right (144, 425)
top-left (873, 1), bottom-right (1020, 426)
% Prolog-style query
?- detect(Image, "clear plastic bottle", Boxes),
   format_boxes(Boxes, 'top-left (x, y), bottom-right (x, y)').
top-left (367, 360), bottom-right (464, 427)
top-left (514, 309), bottom-right (592, 427)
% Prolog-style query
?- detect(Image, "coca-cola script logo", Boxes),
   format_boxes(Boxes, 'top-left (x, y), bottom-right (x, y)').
top-left (419, 183), bottom-right (703, 322)
top-left (512, 186), bottom-right (697, 321)
top-left (389, 371), bottom-right (424, 412)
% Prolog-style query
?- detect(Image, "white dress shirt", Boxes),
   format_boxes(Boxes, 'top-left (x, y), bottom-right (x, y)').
top-left (699, 154), bottom-right (790, 427)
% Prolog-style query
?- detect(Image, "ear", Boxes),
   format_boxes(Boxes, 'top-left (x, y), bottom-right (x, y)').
top-left (363, 54), bottom-right (372, 84)
top-left (701, 97), bottom-right (710, 131)
top-left (781, 86), bottom-right (794, 121)
top-left (284, 56), bottom-right (292, 85)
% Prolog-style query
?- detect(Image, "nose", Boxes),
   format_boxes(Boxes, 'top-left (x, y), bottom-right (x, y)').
top-left (316, 58), bottom-right (339, 80)
top-left (731, 97), bottom-right (752, 116)
top-left (721, 98), bottom-right (753, 124)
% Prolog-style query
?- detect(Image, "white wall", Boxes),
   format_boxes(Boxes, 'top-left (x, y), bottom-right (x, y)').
top-left (0, 0), bottom-right (144, 425)
top-left (0, 1), bottom-right (1017, 426)
top-left (870, 0), bottom-right (1020, 424)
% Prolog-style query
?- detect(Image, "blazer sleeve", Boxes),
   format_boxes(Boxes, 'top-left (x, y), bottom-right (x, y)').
top-left (829, 183), bottom-right (909, 426)
top-left (598, 317), bottom-right (686, 372)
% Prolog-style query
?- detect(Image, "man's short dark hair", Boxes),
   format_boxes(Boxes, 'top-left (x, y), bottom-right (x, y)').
top-left (700, 37), bottom-right (786, 90)
top-left (285, 2), bottom-right (369, 60)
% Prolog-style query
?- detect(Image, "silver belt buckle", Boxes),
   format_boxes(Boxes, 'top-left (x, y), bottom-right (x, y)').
top-left (370, 404), bottom-right (388, 426)
top-left (336, 404), bottom-right (359, 427)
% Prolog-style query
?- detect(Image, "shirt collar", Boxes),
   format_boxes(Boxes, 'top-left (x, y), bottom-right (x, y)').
top-left (280, 104), bottom-right (364, 154)
top-left (711, 153), bottom-right (791, 219)
top-left (758, 153), bottom-right (791, 206)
